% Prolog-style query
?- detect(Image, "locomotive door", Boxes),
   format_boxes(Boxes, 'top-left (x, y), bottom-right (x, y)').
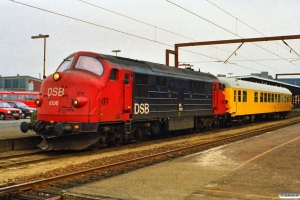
top-left (212, 83), bottom-right (218, 110)
top-left (122, 70), bottom-right (133, 114)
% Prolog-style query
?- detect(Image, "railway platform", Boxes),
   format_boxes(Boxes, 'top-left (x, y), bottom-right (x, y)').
top-left (61, 123), bottom-right (300, 200)
top-left (0, 118), bottom-right (40, 152)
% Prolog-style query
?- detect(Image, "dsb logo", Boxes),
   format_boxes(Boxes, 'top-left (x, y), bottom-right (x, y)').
top-left (48, 87), bottom-right (64, 96)
top-left (134, 103), bottom-right (149, 114)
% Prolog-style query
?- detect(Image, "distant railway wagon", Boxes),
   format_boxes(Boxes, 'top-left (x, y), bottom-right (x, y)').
top-left (219, 77), bottom-right (292, 122)
top-left (0, 91), bottom-right (39, 108)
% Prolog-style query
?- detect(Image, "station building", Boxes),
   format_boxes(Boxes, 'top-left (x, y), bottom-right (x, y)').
top-left (0, 75), bottom-right (42, 92)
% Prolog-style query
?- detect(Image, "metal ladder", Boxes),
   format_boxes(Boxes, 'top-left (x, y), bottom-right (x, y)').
top-left (124, 121), bottom-right (131, 140)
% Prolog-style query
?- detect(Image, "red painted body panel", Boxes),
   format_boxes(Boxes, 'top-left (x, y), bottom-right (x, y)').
top-left (37, 52), bottom-right (132, 123)
top-left (212, 80), bottom-right (226, 115)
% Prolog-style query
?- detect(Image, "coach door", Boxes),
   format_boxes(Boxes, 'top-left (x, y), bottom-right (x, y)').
top-left (233, 90), bottom-right (238, 113)
top-left (122, 71), bottom-right (133, 115)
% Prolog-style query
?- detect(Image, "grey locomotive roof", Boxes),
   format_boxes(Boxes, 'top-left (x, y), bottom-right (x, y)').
top-left (101, 54), bottom-right (216, 82)
top-left (219, 77), bottom-right (292, 94)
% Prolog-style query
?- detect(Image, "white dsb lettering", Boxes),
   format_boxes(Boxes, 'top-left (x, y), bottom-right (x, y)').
top-left (48, 87), bottom-right (64, 96)
top-left (134, 103), bottom-right (149, 114)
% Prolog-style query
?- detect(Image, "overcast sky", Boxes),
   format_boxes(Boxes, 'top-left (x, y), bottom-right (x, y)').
top-left (1, 0), bottom-right (300, 79)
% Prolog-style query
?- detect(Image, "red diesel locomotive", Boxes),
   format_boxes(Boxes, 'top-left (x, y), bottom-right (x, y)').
top-left (21, 51), bottom-right (226, 150)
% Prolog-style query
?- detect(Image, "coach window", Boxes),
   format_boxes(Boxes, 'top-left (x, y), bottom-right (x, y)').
top-left (57, 56), bottom-right (74, 72)
top-left (254, 92), bottom-right (258, 102)
top-left (238, 90), bottom-right (241, 102)
top-left (275, 94), bottom-right (277, 102)
top-left (260, 92), bottom-right (263, 102)
top-left (278, 94), bottom-right (281, 102)
top-left (264, 93), bottom-right (267, 102)
top-left (234, 90), bottom-right (237, 102)
top-left (283, 95), bottom-right (286, 102)
top-left (271, 94), bottom-right (274, 102)
top-left (267, 93), bottom-right (271, 102)
top-left (109, 69), bottom-right (118, 80)
top-left (243, 91), bottom-right (247, 102)
top-left (10, 94), bottom-right (17, 100)
top-left (75, 56), bottom-right (104, 76)
top-left (18, 95), bottom-right (25, 100)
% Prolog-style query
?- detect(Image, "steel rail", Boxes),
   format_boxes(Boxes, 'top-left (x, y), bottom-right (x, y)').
top-left (0, 151), bottom-right (76, 169)
top-left (1, 118), bottom-right (299, 197)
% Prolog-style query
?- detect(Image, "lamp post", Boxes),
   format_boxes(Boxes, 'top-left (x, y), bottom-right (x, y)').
top-left (112, 50), bottom-right (121, 56)
top-left (31, 34), bottom-right (49, 80)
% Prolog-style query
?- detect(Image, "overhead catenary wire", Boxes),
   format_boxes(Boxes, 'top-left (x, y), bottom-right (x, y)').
top-left (9, 0), bottom-right (263, 73)
top-left (166, 0), bottom-right (300, 71)
top-left (9, 0), bottom-right (279, 73)
top-left (79, 0), bottom-right (283, 73)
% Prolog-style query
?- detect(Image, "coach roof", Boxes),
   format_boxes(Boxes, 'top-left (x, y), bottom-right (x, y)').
top-left (219, 77), bottom-right (292, 94)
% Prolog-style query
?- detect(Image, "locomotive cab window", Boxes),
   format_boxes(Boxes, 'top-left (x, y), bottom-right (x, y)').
top-left (57, 56), bottom-right (74, 72)
top-left (75, 56), bottom-right (104, 76)
top-left (109, 68), bottom-right (118, 80)
top-left (124, 74), bottom-right (130, 85)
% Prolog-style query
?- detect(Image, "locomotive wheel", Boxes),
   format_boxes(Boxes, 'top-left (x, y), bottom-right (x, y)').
top-left (111, 134), bottom-right (123, 146)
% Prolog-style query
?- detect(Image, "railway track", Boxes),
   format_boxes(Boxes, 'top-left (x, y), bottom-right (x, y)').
top-left (0, 117), bottom-right (299, 200)
top-left (0, 150), bottom-right (79, 169)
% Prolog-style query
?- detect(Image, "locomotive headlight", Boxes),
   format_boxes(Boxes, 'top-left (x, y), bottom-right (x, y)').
top-left (72, 99), bottom-right (78, 106)
top-left (35, 99), bottom-right (42, 107)
top-left (53, 72), bottom-right (60, 81)
top-left (72, 96), bottom-right (88, 108)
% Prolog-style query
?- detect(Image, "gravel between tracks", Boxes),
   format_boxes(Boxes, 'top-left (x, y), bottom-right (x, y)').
top-left (0, 117), bottom-right (299, 186)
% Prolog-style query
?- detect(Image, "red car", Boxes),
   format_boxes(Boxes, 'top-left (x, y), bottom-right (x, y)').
top-left (0, 101), bottom-right (22, 120)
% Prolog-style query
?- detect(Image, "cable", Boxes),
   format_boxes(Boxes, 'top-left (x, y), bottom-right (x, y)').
top-left (166, 0), bottom-right (300, 71)
top-left (80, 0), bottom-right (282, 72)
top-left (8, 0), bottom-right (275, 73)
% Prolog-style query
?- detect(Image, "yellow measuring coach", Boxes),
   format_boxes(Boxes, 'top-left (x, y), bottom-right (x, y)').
top-left (219, 77), bottom-right (292, 122)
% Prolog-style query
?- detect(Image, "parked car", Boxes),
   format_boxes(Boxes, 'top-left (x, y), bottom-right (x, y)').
top-left (0, 101), bottom-right (22, 120)
top-left (6, 101), bottom-right (36, 119)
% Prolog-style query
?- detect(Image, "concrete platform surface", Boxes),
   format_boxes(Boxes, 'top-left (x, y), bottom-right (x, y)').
top-left (62, 124), bottom-right (300, 200)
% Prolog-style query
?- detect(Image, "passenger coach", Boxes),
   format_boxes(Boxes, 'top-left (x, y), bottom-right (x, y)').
top-left (219, 77), bottom-right (292, 122)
